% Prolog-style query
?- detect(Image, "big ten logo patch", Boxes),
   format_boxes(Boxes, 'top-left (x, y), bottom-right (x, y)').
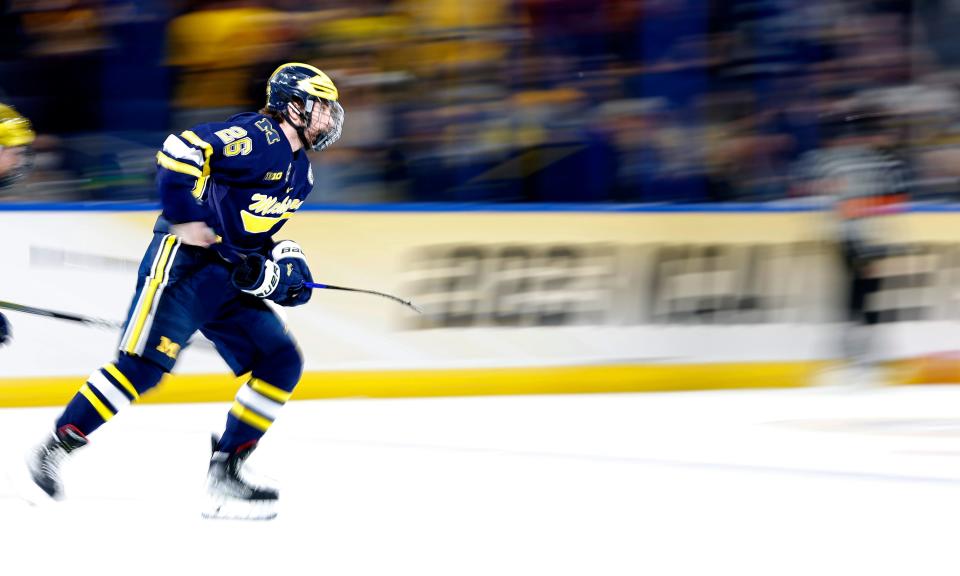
top-left (156, 336), bottom-right (181, 360)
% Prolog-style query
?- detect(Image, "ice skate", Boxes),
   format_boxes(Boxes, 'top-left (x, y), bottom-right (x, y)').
top-left (203, 436), bottom-right (278, 521)
top-left (26, 425), bottom-right (88, 500)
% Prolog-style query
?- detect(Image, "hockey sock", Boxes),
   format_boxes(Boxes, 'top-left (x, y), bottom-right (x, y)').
top-left (217, 345), bottom-right (301, 453)
top-left (56, 353), bottom-right (165, 436)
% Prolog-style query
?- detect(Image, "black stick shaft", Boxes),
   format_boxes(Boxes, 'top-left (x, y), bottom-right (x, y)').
top-left (0, 300), bottom-right (123, 329)
top-left (215, 244), bottom-right (423, 314)
top-left (304, 282), bottom-right (423, 314)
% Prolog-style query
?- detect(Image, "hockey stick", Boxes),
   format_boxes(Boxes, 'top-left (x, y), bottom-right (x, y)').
top-left (0, 299), bottom-right (221, 351)
top-left (211, 244), bottom-right (423, 314)
top-left (304, 282), bottom-right (423, 314)
top-left (0, 300), bottom-right (124, 329)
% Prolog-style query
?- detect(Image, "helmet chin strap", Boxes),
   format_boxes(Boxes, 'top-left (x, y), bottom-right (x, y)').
top-left (294, 125), bottom-right (312, 151)
top-left (283, 100), bottom-right (316, 151)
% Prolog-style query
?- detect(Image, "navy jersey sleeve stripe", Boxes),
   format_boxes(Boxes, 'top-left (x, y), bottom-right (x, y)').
top-left (160, 134), bottom-right (205, 168)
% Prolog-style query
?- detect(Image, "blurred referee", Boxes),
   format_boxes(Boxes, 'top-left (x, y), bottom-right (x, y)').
top-left (794, 105), bottom-right (910, 367)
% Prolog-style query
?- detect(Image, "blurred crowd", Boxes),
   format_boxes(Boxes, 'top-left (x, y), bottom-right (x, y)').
top-left (2, 0), bottom-right (960, 204)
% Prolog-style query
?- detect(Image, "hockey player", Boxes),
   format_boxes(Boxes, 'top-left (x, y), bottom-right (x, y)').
top-left (0, 103), bottom-right (37, 347)
top-left (27, 63), bottom-right (344, 520)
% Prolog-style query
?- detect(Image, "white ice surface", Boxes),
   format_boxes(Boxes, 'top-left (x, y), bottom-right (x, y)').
top-left (2, 385), bottom-right (960, 576)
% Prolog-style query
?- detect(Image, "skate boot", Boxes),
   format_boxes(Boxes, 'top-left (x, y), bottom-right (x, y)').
top-left (203, 436), bottom-right (278, 521)
top-left (27, 425), bottom-right (88, 499)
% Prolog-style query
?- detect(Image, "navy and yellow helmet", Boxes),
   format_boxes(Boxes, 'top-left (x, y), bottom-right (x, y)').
top-left (0, 104), bottom-right (35, 148)
top-left (0, 104), bottom-right (35, 188)
top-left (265, 63), bottom-right (343, 152)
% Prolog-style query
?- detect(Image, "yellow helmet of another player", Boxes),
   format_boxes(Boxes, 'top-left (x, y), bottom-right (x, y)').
top-left (0, 104), bottom-right (35, 148)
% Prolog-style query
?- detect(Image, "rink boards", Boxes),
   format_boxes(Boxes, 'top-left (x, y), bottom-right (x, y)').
top-left (0, 205), bottom-right (958, 406)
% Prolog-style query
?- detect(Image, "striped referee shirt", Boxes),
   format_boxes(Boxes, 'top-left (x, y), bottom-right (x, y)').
top-left (796, 145), bottom-right (908, 245)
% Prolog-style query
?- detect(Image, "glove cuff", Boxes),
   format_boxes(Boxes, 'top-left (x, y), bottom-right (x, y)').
top-left (272, 240), bottom-right (306, 262)
top-left (235, 255), bottom-right (281, 298)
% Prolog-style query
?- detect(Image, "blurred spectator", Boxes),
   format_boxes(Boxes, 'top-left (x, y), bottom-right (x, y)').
top-left (166, 0), bottom-right (290, 126)
top-left (0, 0), bottom-right (959, 204)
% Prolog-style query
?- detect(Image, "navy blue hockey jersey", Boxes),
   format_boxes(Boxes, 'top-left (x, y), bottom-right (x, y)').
top-left (154, 112), bottom-right (314, 252)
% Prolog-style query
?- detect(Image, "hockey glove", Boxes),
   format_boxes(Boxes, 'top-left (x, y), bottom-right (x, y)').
top-left (231, 253), bottom-right (282, 299)
top-left (0, 312), bottom-right (9, 345)
top-left (231, 243), bottom-right (313, 307)
top-left (270, 240), bottom-right (313, 307)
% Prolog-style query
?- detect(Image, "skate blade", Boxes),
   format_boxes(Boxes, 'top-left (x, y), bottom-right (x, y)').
top-left (13, 456), bottom-right (61, 507)
top-left (202, 495), bottom-right (278, 521)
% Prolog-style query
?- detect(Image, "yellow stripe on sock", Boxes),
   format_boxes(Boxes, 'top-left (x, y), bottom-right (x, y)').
top-left (104, 363), bottom-right (140, 401)
top-left (79, 383), bottom-right (114, 422)
top-left (249, 378), bottom-right (292, 404)
top-left (230, 401), bottom-right (272, 432)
